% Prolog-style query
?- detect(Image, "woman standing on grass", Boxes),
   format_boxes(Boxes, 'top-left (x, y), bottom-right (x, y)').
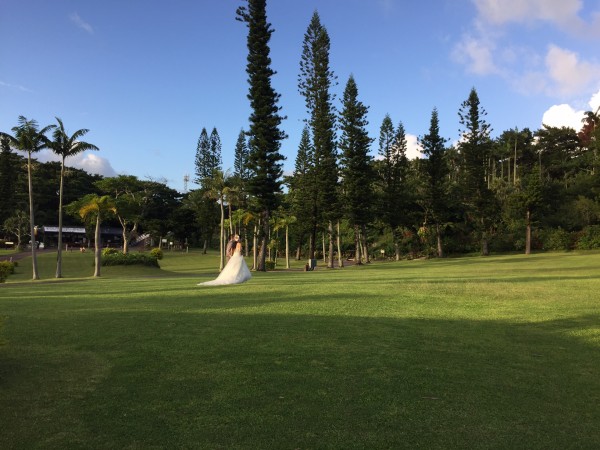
top-left (198, 242), bottom-right (251, 286)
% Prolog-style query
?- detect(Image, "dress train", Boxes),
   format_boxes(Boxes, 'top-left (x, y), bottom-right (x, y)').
top-left (198, 250), bottom-right (251, 286)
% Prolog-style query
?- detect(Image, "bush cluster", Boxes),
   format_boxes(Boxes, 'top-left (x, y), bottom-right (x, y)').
top-left (265, 260), bottom-right (276, 270)
top-left (101, 252), bottom-right (160, 267)
top-left (102, 247), bottom-right (120, 257)
top-left (149, 248), bottom-right (164, 260)
top-left (0, 261), bottom-right (16, 283)
top-left (538, 226), bottom-right (600, 251)
top-left (541, 228), bottom-right (572, 251)
top-left (575, 225), bottom-right (600, 250)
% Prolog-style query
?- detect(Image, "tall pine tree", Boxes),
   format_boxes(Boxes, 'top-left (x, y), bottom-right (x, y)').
top-left (234, 128), bottom-right (251, 182)
top-left (458, 87), bottom-right (495, 255)
top-left (289, 126), bottom-right (315, 258)
top-left (298, 10), bottom-right (338, 265)
top-left (237, 0), bottom-right (286, 271)
top-left (339, 75), bottom-right (373, 265)
top-left (209, 127), bottom-right (223, 173)
top-left (420, 108), bottom-right (449, 257)
top-left (194, 128), bottom-right (211, 186)
top-left (377, 115), bottom-right (410, 260)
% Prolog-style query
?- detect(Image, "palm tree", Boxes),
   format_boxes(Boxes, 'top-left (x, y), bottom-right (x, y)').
top-left (204, 169), bottom-right (230, 271)
top-left (273, 212), bottom-right (297, 269)
top-left (79, 195), bottom-right (116, 277)
top-left (242, 209), bottom-right (259, 270)
top-left (49, 117), bottom-right (99, 278)
top-left (2, 116), bottom-right (54, 280)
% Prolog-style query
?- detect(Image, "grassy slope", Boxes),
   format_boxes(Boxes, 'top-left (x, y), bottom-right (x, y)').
top-left (1, 250), bottom-right (599, 448)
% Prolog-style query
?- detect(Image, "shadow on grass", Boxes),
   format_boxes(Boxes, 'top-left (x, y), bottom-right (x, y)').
top-left (1, 304), bottom-right (599, 449)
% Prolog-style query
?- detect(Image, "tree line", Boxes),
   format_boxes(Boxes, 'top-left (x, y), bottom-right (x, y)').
top-left (2, 1), bottom-right (599, 279)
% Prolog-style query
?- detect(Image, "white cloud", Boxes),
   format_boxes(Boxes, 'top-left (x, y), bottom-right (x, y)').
top-left (406, 134), bottom-right (423, 160)
top-left (589, 88), bottom-right (600, 112)
top-left (0, 80), bottom-right (33, 93)
top-left (545, 45), bottom-right (600, 97)
top-left (511, 71), bottom-right (547, 95)
top-left (372, 133), bottom-right (422, 160)
top-left (453, 2), bottom-right (600, 99)
top-left (473, 0), bottom-right (584, 30)
top-left (69, 12), bottom-right (94, 35)
top-left (541, 104), bottom-right (584, 130)
top-left (451, 35), bottom-right (499, 76)
top-left (37, 150), bottom-right (117, 177)
top-left (540, 89), bottom-right (600, 131)
top-left (75, 153), bottom-right (117, 177)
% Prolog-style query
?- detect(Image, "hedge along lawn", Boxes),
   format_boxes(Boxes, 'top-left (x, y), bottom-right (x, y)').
top-left (0, 251), bottom-right (599, 448)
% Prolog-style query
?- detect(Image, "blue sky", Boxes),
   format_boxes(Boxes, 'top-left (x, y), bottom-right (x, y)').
top-left (2, 0), bottom-right (599, 193)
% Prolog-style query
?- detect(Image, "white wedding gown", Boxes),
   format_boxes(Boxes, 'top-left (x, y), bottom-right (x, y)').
top-left (198, 248), bottom-right (251, 286)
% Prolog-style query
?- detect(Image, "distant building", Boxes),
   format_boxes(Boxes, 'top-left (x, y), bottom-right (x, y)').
top-left (40, 226), bottom-right (122, 248)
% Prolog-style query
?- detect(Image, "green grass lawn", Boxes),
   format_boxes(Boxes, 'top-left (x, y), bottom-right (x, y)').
top-left (1, 250), bottom-right (599, 448)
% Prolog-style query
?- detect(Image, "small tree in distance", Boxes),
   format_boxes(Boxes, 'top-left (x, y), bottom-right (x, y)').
top-left (78, 194), bottom-right (116, 277)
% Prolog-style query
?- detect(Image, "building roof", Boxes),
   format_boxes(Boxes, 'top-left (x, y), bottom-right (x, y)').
top-left (42, 226), bottom-right (122, 234)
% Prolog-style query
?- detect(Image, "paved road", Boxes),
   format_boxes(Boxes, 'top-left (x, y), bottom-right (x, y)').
top-left (0, 249), bottom-right (52, 262)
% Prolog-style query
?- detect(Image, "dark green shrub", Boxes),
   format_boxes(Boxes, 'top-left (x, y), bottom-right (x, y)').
top-left (575, 225), bottom-right (600, 250)
top-left (0, 261), bottom-right (16, 283)
top-left (150, 248), bottom-right (164, 260)
top-left (265, 260), bottom-right (276, 270)
top-left (102, 252), bottom-right (160, 267)
top-left (542, 228), bottom-right (573, 251)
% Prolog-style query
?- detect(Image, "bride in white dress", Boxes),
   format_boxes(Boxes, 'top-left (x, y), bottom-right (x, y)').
top-left (198, 242), bottom-right (251, 286)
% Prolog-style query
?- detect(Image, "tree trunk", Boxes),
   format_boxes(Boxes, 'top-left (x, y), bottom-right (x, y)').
top-left (393, 228), bottom-right (401, 261)
top-left (202, 239), bottom-right (208, 254)
top-left (120, 223), bottom-right (136, 254)
top-left (514, 138), bottom-right (518, 186)
top-left (285, 226), bottom-right (290, 269)
top-left (309, 224), bottom-right (316, 259)
top-left (93, 213), bottom-right (101, 277)
top-left (336, 220), bottom-right (344, 268)
top-left (327, 221), bottom-right (334, 268)
top-left (27, 152), bottom-right (39, 280)
top-left (256, 210), bottom-right (269, 271)
top-left (480, 215), bottom-right (489, 256)
top-left (481, 236), bottom-right (489, 256)
top-left (361, 224), bottom-right (370, 263)
top-left (252, 223), bottom-right (258, 270)
top-left (56, 158), bottom-right (65, 278)
top-left (122, 226), bottom-right (128, 254)
top-left (525, 209), bottom-right (532, 255)
top-left (354, 224), bottom-right (362, 265)
top-left (436, 224), bottom-right (444, 258)
top-left (219, 199), bottom-right (225, 271)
